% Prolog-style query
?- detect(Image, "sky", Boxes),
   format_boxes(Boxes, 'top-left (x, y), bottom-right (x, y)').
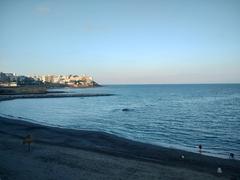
top-left (0, 0), bottom-right (240, 84)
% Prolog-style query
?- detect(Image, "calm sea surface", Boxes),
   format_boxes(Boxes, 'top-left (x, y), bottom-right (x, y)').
top-left (0, 84), bottom-right (240, 159)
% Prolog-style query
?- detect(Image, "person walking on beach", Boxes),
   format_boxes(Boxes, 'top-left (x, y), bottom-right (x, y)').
top-left (22, 134), bottom-right (33, 152)
top-left (229, 153), bottom-right (234, 159)
top-left (198, 144), bottom-right (202, 153)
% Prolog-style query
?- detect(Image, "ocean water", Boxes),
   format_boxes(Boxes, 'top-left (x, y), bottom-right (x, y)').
top-left (0, 84), bottom-right (240, 159)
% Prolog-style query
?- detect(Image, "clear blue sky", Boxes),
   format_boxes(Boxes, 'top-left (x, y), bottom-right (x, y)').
top-left (0, 0), bottom-right (240, 84)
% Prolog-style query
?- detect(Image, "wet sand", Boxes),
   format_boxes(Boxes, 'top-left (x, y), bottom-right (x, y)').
top-left (0, 116), bottom-right (239, 180)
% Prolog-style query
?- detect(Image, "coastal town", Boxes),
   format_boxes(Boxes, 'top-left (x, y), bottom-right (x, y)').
top-left (0, 72), bottom-right (99, 88)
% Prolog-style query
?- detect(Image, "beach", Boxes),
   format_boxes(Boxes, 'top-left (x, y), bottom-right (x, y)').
top-left (1, 0), bottom-right (240, 179)
top-left (0, 116), bottom-right (239, 180)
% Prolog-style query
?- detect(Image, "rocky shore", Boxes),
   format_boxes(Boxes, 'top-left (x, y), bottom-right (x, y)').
top-left (0, 93), bottom-right (114, 101)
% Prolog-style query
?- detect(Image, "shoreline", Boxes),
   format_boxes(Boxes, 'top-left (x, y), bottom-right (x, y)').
top-left (0, 93), bottom-right (237, 161)
top-left (0, 116), bottom-right (239, 180)
top-left (0, 113), bottom-right (235, 161)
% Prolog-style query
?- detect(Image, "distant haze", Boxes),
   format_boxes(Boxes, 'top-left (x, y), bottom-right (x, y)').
top-left (0, 0), bottom-right (240, 84)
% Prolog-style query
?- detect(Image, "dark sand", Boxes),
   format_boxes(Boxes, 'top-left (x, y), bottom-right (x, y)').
top-left (0, 116), bottom-right (239, 180)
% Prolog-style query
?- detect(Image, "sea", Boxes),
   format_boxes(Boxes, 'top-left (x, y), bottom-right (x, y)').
top-left (0, 84), bottom-right (240, 159)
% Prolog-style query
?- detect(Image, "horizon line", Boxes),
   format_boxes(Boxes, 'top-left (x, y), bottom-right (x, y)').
top-left (101, 82), bottom-right (240, 86)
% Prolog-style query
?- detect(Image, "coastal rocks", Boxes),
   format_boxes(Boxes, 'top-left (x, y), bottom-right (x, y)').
top-left (0, 93), bottom-right (115, 102)
top-left (122, 108), bottom-right (132, 112)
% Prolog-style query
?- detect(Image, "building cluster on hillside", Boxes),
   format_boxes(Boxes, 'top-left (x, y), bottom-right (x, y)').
top-left (36, 74), bottom-right (95, 87)
top-left (0, 72), bottom-right (97, 87)
top-left (0, 72), bottom-right (43, 87)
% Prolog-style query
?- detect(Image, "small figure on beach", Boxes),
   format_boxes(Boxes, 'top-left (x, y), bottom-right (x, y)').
top-left (217, 167), bottom-right (222, 174)
top-left (22, 134), bottom-right (33, 152)
top-left (198, 144), bottom-right (202, 153)
top-left (229, 153), bottom-right (234, 159)
top-left (181, 154), bottom-right (185, 159)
